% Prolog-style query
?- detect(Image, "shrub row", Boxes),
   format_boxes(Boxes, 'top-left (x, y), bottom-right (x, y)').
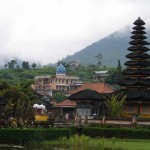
top-left (0, 128), bottom-right (71, 145)
top-left (82, 127), bottom-right (150, 139)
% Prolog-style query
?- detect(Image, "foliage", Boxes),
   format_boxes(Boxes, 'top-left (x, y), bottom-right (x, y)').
top-left (8, 60), bottom-right (17, 69)
top-left (22, 61), bottom-right (30, 69)
top-left (104, 93), bottom-right (126, 117)
top-left (51, 92), bottom-right (67, 103)
top-left (0, 128), bottom-right (71, 145)
top-left (31, 63), bottom-right (37, 69)
top-left (83, 127), bottom-right (150, 139)
top-left (0, 81), bottom-right (41, 121)
top-left (29, 132), bottom-right (150, 150)
top-left (94, 53), bottom-right (103, 67)
top-left (0, 60), bottom-right (124, 86)
top-left (117, 59), bottom-right (122, 73)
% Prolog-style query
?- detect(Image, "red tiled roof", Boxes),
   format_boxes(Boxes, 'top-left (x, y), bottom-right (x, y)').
top-left (70, 82), bottom-right (114, 94)
top-left (53, 99), bottom-right (76, 107)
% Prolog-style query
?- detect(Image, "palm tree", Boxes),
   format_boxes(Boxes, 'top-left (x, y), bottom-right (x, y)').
top-left (104, 93), bottom-right (126, 118)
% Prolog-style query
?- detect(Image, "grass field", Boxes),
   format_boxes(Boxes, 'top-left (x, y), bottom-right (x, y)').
top-left (92, 138), bottom-right (150, 150)
top-left (29, 135), bottom-right (150, 150)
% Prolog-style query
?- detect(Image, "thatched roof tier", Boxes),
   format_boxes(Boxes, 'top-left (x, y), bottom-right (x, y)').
top-left (124, 61), bottom-right (150, 67)
top-left (126, 53), bottom-right (150, 59)
top-left (118, 18), bottom-right (150, 102)
top-left (130, 35), bottom-right (147, 39)
top-left (129, 40), bottom-right (149, 45)
top-left (132, 26), bottom-right (145, 30)
top-left (68, 89), bottom-right (105, 101)
top-left (122, 69), bottom-right (150, 76)
top-left (131, 30), bottom-right (146, 34)
top-left (127, 46), bottom-right (149, 52)
top-left (119, 78), bottom-right (150, 86)
top-left (133, 17), bottom-right (145, 25)
top-left (113, 89), bottom-right (150, 101)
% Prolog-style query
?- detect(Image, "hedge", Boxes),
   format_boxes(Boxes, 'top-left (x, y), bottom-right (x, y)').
top-left (1, 127), bottom-right (150, 145)
top-left (82, 127), bottom-right (150, 139)
top-left (0, 128), bottom-right (71, 145)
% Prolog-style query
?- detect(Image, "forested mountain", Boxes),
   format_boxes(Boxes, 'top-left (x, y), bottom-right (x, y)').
top-left (62, 26), bottom-right (150, 67)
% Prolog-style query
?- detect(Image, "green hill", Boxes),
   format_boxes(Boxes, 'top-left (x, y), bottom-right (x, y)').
top-left (62, 27), bottom-right (150, 67)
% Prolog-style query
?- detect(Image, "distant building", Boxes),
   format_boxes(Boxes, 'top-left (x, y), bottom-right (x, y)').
top-left (94, 70), bottom-right (111, 82)
top-left (32, 64), bottom-right (80, 96)
top-left (66, 60), bottom-right (80, 69)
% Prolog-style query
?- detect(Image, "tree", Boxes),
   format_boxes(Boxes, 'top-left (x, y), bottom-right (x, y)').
top-left (94, 53), bottom-right (103, 67)
top-left (0, 81), bottom-right (10, 90)
top-left (117, 59), bottom-right (122, 73)
top-left (4, 99), bottom-right (14, 119)
top-left (104, 93), bottom-right (126, 118)
top-left (8, 60), bottom-right (17, 69)
top-left (22, 61), bottom-right (30, 69)
top-left (0, 81), bottom-right (36, 121)
top-left (31, 63), bottom-right (37, 69)
top-left (4, 64), bottom-right (8, 69)
top-left (51, 92), bottom-right (66, 103)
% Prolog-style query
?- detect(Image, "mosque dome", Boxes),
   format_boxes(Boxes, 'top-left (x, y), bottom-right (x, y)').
top-left (56, 63), bottom-right (66, 75)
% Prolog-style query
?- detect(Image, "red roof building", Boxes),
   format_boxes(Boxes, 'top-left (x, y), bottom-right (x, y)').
top-left (51, 82), bottom-right (114, 118)
top-left (70, 82), bottom-right (114, 94)
top-left (54, 99), bottom-right (76, 108)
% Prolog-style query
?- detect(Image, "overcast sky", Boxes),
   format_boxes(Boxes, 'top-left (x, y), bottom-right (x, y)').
top-left (0, 0), bottom-right (150, 66)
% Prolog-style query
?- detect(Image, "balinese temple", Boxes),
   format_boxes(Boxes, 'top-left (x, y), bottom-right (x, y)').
top-left (118, 17), bottom-right (150, 118)
top-left (68, 83), bottom-right (114, 118)
top-left (68, 89), bottom-right (106, 118)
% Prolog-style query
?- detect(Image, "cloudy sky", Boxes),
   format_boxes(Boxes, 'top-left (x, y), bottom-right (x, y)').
top-left (0, 0), bottom-right (150, 66)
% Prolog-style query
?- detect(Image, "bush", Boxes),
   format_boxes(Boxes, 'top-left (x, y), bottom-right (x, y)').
top-left (0, 128), bottom-right (71, 145)
top-left (83, 127), bottom-right (150, 139)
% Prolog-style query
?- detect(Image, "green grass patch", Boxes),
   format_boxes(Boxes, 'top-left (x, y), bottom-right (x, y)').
top-left (28, 135), bottom-right (150, 150)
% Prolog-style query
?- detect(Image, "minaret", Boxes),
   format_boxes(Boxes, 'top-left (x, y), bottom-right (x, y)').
top-left (119, 17), bottom-right (150, 91)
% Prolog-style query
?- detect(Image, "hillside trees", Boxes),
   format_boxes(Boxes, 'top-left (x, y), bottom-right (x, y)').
top-left (4, 59), bottom-right (38, 70)
top-left (8, 60), bottom-right (17, 69)
top-left (94, 53), bottom-right (103, 67)
top-left (31, 63), bottom-right (37, 69)
top-left (22, 61), bottom-right (30, 69)
top-left (0, 60), bottom-right (124, 86)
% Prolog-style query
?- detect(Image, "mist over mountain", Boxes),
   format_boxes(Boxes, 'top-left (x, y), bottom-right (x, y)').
top-left (62, 26), bottom-right (150, 67)
top-left (1, 26), bottom-right (150, 68)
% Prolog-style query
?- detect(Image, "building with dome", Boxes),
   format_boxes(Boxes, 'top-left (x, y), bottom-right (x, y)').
top-left (56, 63), bottom-right (66, 75)
top-left (33, 64), bottom-right (80, 96)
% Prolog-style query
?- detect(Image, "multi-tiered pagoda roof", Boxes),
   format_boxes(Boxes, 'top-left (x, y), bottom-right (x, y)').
top-left (118, 17), bottom-right (150, 100)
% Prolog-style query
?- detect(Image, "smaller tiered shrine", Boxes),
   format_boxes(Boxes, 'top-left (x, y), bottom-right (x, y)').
top-left (119, 17), bottom-right (150, 118)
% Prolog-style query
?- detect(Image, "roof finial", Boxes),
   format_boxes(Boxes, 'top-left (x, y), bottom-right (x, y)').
top-left (138, 17), bottom-right (141, 20)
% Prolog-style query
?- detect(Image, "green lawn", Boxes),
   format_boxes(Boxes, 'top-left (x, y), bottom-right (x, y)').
top-left (93, 138), bottom-right (150, 150)
top-left (29, 135), bottom-right (150, 150)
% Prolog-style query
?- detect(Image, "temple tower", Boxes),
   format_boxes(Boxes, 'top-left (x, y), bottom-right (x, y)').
top-left (119, 17), bottom-right (150, 117)
top-left (120, 17), bottom-right (150, 91)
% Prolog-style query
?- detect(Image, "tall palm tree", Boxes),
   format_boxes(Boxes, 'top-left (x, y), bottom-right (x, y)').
top-left (104, 93), bottom-right (126, 118)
